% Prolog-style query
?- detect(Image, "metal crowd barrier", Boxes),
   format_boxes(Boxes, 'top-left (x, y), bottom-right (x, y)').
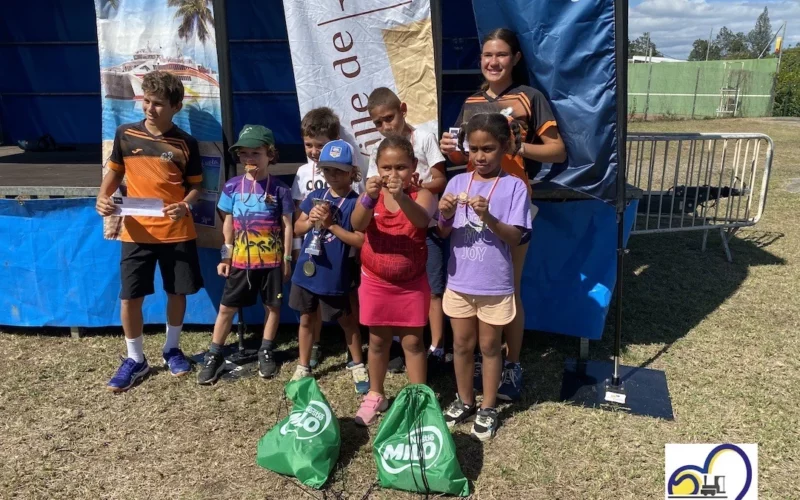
top-left (627, 132), bottom-right (774, 261)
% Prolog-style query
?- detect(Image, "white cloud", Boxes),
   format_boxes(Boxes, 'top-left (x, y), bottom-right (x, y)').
top-left (630, 0), bottom-right (800, 58)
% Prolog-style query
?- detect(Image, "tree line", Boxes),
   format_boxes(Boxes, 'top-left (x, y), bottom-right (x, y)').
top-left (627, 7), bottom-right (779, 61)
top-left (687, 7), bottom-right (774, 61)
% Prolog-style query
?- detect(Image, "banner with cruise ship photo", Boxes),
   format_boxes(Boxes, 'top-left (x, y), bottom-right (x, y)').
top-left (94, 0), bottom-right (224, 246)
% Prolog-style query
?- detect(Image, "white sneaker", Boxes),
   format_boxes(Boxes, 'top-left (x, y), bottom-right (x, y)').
top-left (291, 364), bottom-right (312, 382)
top-left (347, 361), bottom-right (370, 394)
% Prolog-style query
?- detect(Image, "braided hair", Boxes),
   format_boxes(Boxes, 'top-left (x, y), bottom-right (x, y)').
top-left (457, 113), bottom-right (523, 156)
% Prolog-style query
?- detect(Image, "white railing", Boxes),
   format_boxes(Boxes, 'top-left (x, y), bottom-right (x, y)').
top-left (627, 132), bottom-right (774, 261)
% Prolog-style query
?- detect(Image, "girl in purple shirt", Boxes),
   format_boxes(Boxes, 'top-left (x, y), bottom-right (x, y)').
top-left (437, 113), bottom-right (532, 441)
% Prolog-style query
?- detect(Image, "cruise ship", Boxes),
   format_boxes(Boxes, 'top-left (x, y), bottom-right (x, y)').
top-left (101, 45), bottom-right (220, 100)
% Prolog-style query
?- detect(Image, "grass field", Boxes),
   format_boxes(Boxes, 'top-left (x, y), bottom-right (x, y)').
top-left (2, 118), bottom-right (799, 499)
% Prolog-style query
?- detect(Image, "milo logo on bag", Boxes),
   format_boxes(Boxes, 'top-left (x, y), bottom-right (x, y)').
top-left (279, 401), bottom-right (332, 440)
top-left (378, 426), bottom-right (444, 474)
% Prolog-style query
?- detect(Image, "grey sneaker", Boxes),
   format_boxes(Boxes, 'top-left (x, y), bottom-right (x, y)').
top-left (258, 348), bottom-right (277, 378)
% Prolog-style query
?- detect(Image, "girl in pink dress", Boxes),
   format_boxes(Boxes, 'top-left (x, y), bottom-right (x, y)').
top-left (350, 136), bottom-right (438, 426)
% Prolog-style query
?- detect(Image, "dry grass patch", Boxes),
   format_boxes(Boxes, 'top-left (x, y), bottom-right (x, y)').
top-left (2, 118), bottom-right (800, 498)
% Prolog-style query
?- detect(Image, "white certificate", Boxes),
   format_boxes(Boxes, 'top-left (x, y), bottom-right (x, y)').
top-left (112, 196), bottom-right (165, 217)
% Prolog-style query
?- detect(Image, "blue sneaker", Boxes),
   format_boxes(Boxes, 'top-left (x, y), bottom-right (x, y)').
top-left (162, 348), bottom-right (192, 377)
top-left (497, 362), bottom-right (522, 401)
top-left (346, 361), bottom-right (370, 395)
top-left (473, 354), bottom-right (483, 392)
top-left (107, 357), bottom-right (150, 393)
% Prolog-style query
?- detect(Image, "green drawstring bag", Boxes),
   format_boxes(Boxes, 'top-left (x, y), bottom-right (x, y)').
top-left (256, 378), bottom-right (340, 489)
top-left (373, 384), bottom-right (470, 497)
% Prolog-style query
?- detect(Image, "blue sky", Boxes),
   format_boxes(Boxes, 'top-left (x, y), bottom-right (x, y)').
top-left (629, 0), bottom-right (800, 58)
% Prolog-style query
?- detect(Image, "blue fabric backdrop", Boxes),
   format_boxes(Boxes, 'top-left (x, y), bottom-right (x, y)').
top-left (0, 198), bottom-right (295, 327)
top-left (472, 0), bottom-right (620, 204)
top-left (0, 198), bottom-right (635, 339)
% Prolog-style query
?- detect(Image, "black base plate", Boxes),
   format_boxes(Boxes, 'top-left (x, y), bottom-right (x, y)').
top-left (560, 358), bottom-right (674, 420)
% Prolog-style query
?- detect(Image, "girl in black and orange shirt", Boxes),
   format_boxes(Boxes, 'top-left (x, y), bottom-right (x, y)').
top-left (440, 28), bottom-right (567, 402)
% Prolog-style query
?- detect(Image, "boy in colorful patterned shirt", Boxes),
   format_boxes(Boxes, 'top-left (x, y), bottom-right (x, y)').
top-left (197, 125), bottom-right (295, 384)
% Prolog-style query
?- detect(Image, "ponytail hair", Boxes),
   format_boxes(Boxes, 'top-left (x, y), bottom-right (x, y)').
top-left (479, 28), bottom-right (530, 91)
top-left (508, 119), bottom-right (523, 155)
top-left (461, 113), bottom-right (522, 156)
top-left (456, 124), bottom-right (469, 154)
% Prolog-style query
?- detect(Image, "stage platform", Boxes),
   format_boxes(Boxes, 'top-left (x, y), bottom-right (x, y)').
top-left (0, 146), bottom-right (302, 198)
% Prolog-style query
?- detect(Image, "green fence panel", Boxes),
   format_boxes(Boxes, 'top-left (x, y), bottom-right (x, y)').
top-left (627, 59), bottom-right (778, 119)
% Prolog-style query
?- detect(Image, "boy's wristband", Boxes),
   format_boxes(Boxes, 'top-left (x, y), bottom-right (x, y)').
top-left (438, 213), bottom-right (455, 228)
top-left (221, 244), bottom-right (234, 260)
top-left (360, 193), bottom-right (378, 209)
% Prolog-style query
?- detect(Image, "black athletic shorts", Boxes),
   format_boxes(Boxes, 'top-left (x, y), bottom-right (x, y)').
top-left (349, 257), bottom-right (361, 290)
top-left (120, 240), bottom-right (204, 300)
top-left (220, 266), bottom-right (283, 308)
top-left (289, 284), bottom-right (350, 322)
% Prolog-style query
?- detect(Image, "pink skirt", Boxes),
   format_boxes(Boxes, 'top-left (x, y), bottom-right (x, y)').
top-left (359, 271), bottom-right (430, 327)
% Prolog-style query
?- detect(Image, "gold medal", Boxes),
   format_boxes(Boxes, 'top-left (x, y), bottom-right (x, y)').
top-left (457, 192), bottom-right (468, 204)
top-left (303, 260), bottom-right (316, 277)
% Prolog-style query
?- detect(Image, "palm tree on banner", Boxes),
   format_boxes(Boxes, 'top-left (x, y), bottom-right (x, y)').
top-left (167, 0), bottom-right (214, 44)
top-left (97, 0), bottom-right (119, 19)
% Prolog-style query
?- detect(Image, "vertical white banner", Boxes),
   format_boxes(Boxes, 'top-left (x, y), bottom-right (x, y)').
top-left (95, 0), bottom-right (224, 247)
top-left (282, 0), bottom-right (439, 171)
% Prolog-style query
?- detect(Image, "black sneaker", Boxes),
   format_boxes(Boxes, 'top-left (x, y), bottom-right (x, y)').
top-left (471, 407), bottom-right (499, 442)
top-left (387, 340), bottom-right (405, 374)
top-left (443, 394), bottom-right (476, 429)
top-left (197, 352), bottom-right (226, 385)
top-left (258, 348), bottom-right (277, 378)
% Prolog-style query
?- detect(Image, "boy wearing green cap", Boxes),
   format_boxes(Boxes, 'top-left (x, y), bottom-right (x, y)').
top-left (197, 125), bottom-right (295, 384)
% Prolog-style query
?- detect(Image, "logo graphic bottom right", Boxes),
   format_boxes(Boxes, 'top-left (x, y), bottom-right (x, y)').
top-left (665, 444), bottom-right (758, 500)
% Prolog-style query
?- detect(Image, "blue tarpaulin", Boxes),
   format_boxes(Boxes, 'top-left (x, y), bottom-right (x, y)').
top-left (0, 198), bottom-right (296, 327)
top-left (0, 198), bottom-right (634, 339)
top-left (472, 0), bottom-right (620, 204)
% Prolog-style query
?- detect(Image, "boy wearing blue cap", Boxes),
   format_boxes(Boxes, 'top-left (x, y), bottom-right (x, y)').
top-left (290, 140), bottom-right (369, 394)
